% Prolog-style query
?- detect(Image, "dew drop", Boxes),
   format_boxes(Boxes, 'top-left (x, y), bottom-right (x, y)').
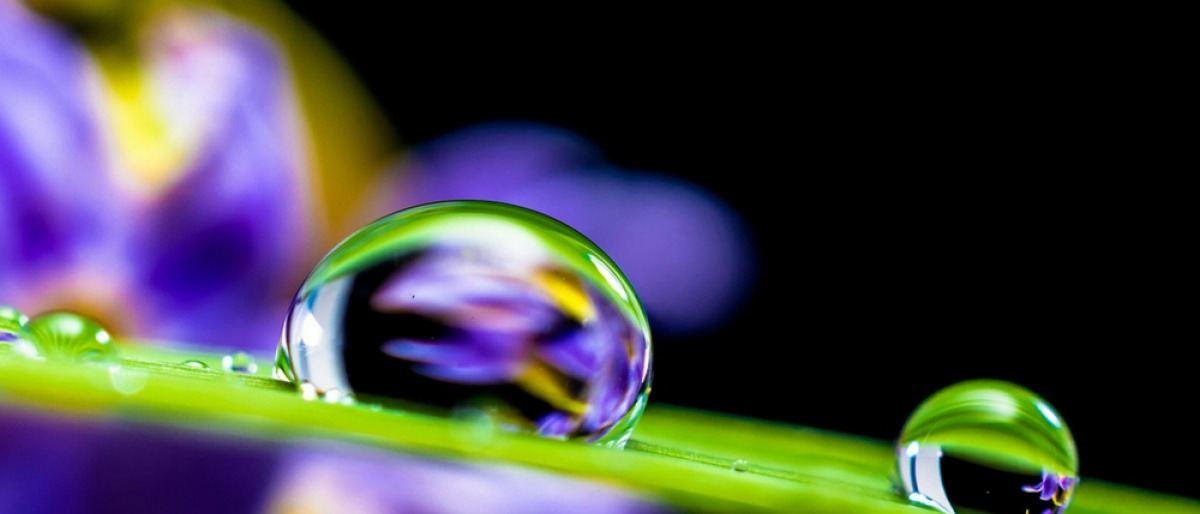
top-left (0, 305), bottom-right (37, 358)
top-left (731, 459), bottom-right (750, 473)
top-left (299, 381), bottom-right (319, 401)
top-left (222, 351), bottom-right (258, 374)
top-left (181, 359), bottom-right (211, 370)
top-left (451, 406), bottom-right (499, 449)
top-left (275, 200), bottom-right (653, 447)
top-left (0, 305), bottom-right (29, 336)
top-left (895, 379), bottom-right (1079, 514)
top-left (22, 311), bottom-right (120, 364)
top-left (109, 366), bottom-right (149, 395)
top-left (320, 388), bottom-right (353, 405)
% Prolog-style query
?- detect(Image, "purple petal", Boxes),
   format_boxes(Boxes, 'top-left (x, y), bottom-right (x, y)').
top-left (390, 121), bottom-right (753, 336)
top-left (1040, 474), bottom-right (1060, 501)
top-left (393, 121), bottom-right (604, 206)
top-left (579, 289), bottom-right (648, 434)
top-left (0, 0), bottom-right (120, 289)
top-left (371, 250), bottom-right (560, 332)
top-left (383, 332), bottom-right (528, 384)
top-left (536, 411), bottom-right (581, 437)
top-left (538, 329), bottom-right (605, 379)
top-left (124, 13), bottom-right (315, 350)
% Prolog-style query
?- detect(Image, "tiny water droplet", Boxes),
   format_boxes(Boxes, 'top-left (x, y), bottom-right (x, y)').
top-left (731, 459), bottom-right (750, 473)
top-left (451, 406), bottom-right (499, 449)
top-left (274, 201), bottom-right (653, 447)
top-left (0, 305), bottom-right (37, 357)
top-left (296, 381), bottom-right (354, 404)
top-left (321, 388), bottom-right (354, 405)
top-left (109, 366), bottom-right (149, 395)
top-left (23, 311), bottom-right (120, 364)
top-left (299, 381), bottom-right (319, 400)
top-left (895, 379), bottom-right (1079, 514)
top-left (0, 305), bottom-right (29, 336)
top-left (181, 359), bottom-right (211, 369)
top-left (222, 351), bottom-right (258, 374)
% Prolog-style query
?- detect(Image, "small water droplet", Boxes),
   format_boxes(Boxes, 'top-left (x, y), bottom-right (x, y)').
top-left (181, 359), bottom-right (211, 370)
top-left (895, 379), bottom-right (1079, 514)
top-left (0, 305), bottom-right (29, 335)
top-left (731, 459), bottom-right (750, 473)
top-left (296, 381), bottom-right (354, 404)
top-left (109, 366), bottom-right (149, 395)
top-left (0, 305), bottom-right (37, 357)
top-left (22, 311), bottom-right (120, 364)
top-left (299, 381), bottom-right (319, 400)
top-left (451, 406), bottom-right (499, 449)
top-left (273, 201), bottom-right (653, 447)
top-left (320, 388), bottom-right (354, 405)
top-left (222, 351), bottom-right (258, 374)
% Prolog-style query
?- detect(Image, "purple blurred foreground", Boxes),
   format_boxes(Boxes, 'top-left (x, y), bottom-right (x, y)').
top-left (0, 407), bottom-right (674, 514)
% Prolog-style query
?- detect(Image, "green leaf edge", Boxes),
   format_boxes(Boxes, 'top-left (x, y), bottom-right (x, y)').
top-left (0, 346), bottom-right (1195, 514)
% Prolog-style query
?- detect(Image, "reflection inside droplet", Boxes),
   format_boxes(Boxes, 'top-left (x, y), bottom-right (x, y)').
top-left (275, 200), bottom-right (653, 447)
top-left (895, 379), bottom-right (1079, 514)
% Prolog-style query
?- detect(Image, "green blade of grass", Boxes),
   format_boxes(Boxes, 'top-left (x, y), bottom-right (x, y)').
top-left (1, 344), bottom-right (1196, 514)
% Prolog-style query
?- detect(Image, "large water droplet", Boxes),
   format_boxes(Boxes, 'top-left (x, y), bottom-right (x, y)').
top-left (276, 200), bottom-right (653, 447)
top-left (23, 311), bottom-right (120, 364)
top-left (895, 379), bottom-right (1079, 514)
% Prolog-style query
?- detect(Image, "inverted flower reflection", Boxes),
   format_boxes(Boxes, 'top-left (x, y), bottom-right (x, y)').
top-left (369, 230), bottom-right (646, 439)
top-left (0, 0), bottom-right (753, 352)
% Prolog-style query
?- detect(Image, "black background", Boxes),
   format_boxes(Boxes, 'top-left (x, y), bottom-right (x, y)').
top-left (280, 4), bottom-right (1193, 500)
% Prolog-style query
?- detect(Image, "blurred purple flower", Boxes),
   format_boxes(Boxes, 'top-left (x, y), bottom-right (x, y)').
top-left (1, 0), bottom-right (754, 356)
top-left (385, 122), bottom-right (755, 337)
top-left (372, 240), bottom-right (648, 441)
top-left (0, 0), bottom-right (315, 349)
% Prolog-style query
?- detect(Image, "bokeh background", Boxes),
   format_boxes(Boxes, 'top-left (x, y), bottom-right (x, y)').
top-left (262, 3), bottom-right (1197, 499)
top-left (3, 0), bottom-right (1192, 502)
